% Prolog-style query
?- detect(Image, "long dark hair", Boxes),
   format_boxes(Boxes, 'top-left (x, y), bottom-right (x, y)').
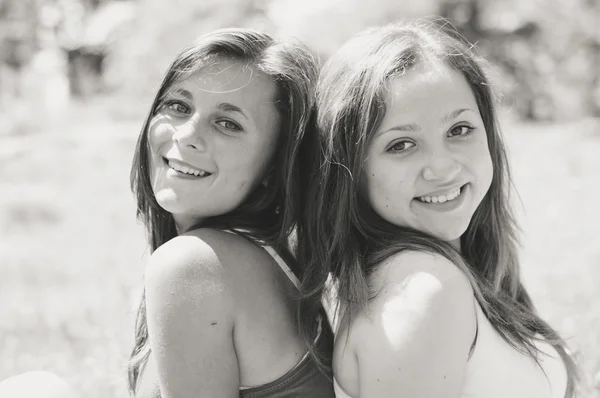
top-left (297, 19), bottom-right (577, 396)
top-left (128, 28), bottom-right (319, 395)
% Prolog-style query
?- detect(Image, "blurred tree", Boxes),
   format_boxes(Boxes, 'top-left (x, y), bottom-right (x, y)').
top-left (0, 0), bottom-right (38, 98)
top-left (59, 0), bottom-right (599, 121)
top-left (59, 0), bottom-right (136, 97)
top-left (107, 0), bottom-right (273, 113)
top-left (269, 0), bottom-right (438, 57)
top-left (439, 0), bottom-right (482, 41)
top-left (439, 0), bottom-right (543, 119)
top-left (440, 0), bottom-right (600, 120)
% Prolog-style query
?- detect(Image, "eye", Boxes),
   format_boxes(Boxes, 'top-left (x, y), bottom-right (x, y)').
top-left (164, 100), bottom-right (191, 115)
top-left (448, 124), bottom-right (474, 137)
top-left (387, 140), bottom-right (416, 154)
top-left (216, 119), bottom-right (243, 132)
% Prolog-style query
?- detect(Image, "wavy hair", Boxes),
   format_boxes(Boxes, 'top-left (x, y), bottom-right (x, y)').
top-left (128, 28), bottom-right (319, 395)
top-left (297, 19), bottom-right (577, 396)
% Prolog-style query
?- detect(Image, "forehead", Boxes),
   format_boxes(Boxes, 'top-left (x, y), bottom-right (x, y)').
top-left (169, 59), bottom-right (278, 109)
top-left (383, 62), bottom-right (475, 109)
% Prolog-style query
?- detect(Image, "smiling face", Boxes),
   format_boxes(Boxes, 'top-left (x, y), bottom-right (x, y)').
top-left (364, 62), bottom-right (493, 246)
top-left (148, 59), bottom-right (280, 232)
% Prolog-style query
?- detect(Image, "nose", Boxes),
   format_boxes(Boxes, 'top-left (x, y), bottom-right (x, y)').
top-left (422, 148), bottom-right (461, 182)
top-left (172, 117), bottom-right (207, 151)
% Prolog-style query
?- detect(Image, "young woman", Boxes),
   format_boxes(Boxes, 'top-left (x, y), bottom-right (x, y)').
top-left (297, 20), bottom-right (577, 398)
top-left (128, 28), bottom-right (333, 397)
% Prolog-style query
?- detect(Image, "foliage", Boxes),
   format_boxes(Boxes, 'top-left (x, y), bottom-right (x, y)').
top-left (1, 0), bottom-right (598, 120)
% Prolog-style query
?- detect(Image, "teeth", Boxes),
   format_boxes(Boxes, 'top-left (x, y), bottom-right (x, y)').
top-left (419, 187), bottom-right (461, 203)
top-left (167, 160), bottom-right (209, 177)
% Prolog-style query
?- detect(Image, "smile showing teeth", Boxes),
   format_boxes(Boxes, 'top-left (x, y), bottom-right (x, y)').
top-left (418, 187), bottom-right (462, 203)
top-left (166, 159), bottom-right (210, 177)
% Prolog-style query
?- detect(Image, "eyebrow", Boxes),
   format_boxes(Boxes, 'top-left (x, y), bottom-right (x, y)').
top-left (170, 88), bottom-right (193, 101)
top-left (441, 108), bottom-right (471, 124)
top-left (218, 103), bottom-right (249, 120)
top-left (377, 108), bottom-right (473, 137)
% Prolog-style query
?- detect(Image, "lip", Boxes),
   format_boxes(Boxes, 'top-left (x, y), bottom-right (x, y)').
top-left (418, 183), bottom-right (465, 198)
top-left (162, 158), bottom-right (215, 181)
top-left (163, 157), bottom-right (211, 173)
top-left (414, 184), bottom-right (469, 211)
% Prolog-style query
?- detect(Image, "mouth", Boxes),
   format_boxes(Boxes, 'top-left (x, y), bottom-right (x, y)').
top-left (416, 184), bottom-right (467, 204)
top-left (163, 158), bottom-right (212, 178)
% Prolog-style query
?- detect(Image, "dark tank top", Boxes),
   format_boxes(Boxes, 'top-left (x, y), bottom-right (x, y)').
top-left (238, 245), bottom-right (334, 397)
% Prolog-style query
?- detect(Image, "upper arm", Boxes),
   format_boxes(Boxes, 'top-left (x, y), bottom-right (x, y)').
top-left (350, 251), bottom-right (477, 398)
top-left (144, 234), bottom-right (239, 398)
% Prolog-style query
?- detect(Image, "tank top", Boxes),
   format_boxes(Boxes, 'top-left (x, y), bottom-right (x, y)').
top-left (331, 301), bottom-right (568, 398)
top-left (237, 243), bottom-right (335, 397)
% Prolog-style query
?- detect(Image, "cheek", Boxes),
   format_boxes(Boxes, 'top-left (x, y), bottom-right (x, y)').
top-left (481, 158), bottom-right (494, 200)
top-left (365, 160), bottom-right (411, 210)
top-left (220, 146), bottom-right (268, 195)
top-left (147, 122), bottom-right (174, 188)
top-left (474, 140), bottom-right (494, 189)
top-left (148, 121), bottom-right (174, 167)
top-left (148, 117), bottom-right (173, 145)
top-left (241, 137), bottom-right (277, 178)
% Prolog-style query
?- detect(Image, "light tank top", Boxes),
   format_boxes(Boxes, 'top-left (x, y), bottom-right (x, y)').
top-left (331, 302), bottom-right (567, 398)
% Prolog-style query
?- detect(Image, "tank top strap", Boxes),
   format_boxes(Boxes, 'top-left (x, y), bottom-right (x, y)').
top-left (263, 245), bottom-right (301, 291)
top-left (221, 229), bottom-right (301, 291)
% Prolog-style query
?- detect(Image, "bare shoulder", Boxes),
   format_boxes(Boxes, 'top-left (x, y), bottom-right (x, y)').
top-left (144, 230), bottom-right (240, 329)
top-left (341, 250), bottom-right (477, 396)
top-left (146, 229), bottom-right (268, 291)
top-left (143, 229), bottom-right (261, 396)
top-left (371, 250), bottom-right (473, 296)
top-left (352, 250), bottom-right (476, 340)
top-left (145, 229), bottom-right (288, 318)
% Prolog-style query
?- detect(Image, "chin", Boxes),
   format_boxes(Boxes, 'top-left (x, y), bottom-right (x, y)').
top-left (426, 226), bottom-right (468, 244)
top-left (153, 192), bottom-right (186, 214)
top-left (155, 201), bottom-right (183, 215)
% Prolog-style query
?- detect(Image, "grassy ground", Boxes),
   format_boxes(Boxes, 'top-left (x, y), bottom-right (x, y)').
top-left (0, 103), bottom-right (598, 397)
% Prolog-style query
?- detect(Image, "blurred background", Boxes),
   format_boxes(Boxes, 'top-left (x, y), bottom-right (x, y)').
top-left (0, 0), bottom-right (598, 396)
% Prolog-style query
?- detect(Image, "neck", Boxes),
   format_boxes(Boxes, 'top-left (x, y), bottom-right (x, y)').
top-left (450, 238), bottom-right (461, 252)
top-left (173, 215), bottom-right (202, 235)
